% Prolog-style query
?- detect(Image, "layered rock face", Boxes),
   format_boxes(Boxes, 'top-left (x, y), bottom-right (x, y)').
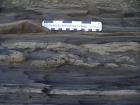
top-left (0, 0), bottom-right (140, 31)
top-left (0, 34), bottom-right (140, 104)
top-left (1, 41), bottom-right (140, 69)
top-left (0, 1), bottom-right (140, 105)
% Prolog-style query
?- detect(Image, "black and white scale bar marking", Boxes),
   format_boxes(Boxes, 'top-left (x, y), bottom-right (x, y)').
top-left (42, 20), bottom-right (102, 32)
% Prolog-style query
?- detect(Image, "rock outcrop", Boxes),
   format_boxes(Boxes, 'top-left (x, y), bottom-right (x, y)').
top-left (1, 41), bottom-right (140, 68)
top-left (0, 50), bottom-right (25, 63)
top-left (81, 42), bottom-right (140, 55)
top-left (0, 20), bottom-right (49, 34)
top-left (0, 0), bottom-right (139, 32)
top-left (0, 1), bottom-right (140, 104)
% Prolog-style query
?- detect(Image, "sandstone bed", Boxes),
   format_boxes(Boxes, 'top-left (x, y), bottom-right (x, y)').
top-left (1, 41), bottom-right (140, 69)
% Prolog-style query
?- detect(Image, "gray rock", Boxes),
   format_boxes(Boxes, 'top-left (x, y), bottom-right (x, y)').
top-left (0, 20), bottom-right (49, 34)
top-left (0, 50), bottom-right (26, 63)
top-left (0, 54), bottom-right (9, 61)
top-left (0, 0), bottom-right (139, 32)
top-left (105, 63), bottom-right (119, 68)
top-left (9, 50), bottom-right (26, 63)
top-left (115, 56), bottom-right (136, 64)
top-left (81, 42), bottom-right (140, 55)
top-left (3, 41), bottom-right (48, 50)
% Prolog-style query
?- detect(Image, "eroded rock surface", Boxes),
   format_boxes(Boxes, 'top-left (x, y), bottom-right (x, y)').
top-left (0, 0), bottom-right (140, 104)
top-left (0, 0), bottom-right (140, 32)
top-left (81, 42), bottom-right (140, 55)
top-left (0, 50), bottom-right (25, 63)
top-left (0, 20), bottom-right (49, 34)
top-left (0, 41), bottom-right (140, 69)
top-left (0, 33), bottom-right (140, 105)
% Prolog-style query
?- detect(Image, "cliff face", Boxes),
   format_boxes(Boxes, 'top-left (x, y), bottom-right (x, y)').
top-left (0, 0), bottom-right (140, 32)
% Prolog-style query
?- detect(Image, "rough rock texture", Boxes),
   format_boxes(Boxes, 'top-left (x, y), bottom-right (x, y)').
top-left (0, 0), bottom-right (140, 105)
top-left (1, 41), bottom-right (140, 68)
top-left (0, 20), bottom-right (49, 34)
top-left (0, 0), bottom-right (140, 32)
top-left (81, 42), bottom-right (140, 55)
top-left (0, 50), bottom-right (25, 63)
top-left (0, 34), bottom-right (140, 104)
top-left (1, 0), bottom-right (139, 13)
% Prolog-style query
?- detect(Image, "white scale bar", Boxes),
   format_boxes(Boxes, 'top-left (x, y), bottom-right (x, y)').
top-left (42, 20), bottom-right (102, 32)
